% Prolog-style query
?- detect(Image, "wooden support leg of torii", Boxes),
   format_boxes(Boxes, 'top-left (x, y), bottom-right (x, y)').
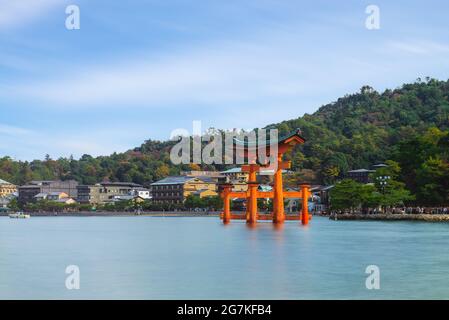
top-left (241, 164), bottom-right (260, 224)
top-left (300, 183), bottom-right (310, 225)
top-left (221, 183), bottom-right (233, 224)
top-left (247, 181), bottom-right (259, 224)
top-left (273, 154), bottom-right (291, 224)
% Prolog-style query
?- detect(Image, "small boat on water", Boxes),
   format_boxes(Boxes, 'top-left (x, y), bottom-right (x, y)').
top-left (9, 212), bottom-right (30, 219)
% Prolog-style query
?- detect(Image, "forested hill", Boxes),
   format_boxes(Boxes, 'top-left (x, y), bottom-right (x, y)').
top-left (1, 78), bottom-right (449, 189)
top-left (268, 78), bottom-right (449, 183)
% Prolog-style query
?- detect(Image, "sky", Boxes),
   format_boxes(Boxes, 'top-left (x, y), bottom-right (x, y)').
top-left (1, 0), bottom-right (449, 160)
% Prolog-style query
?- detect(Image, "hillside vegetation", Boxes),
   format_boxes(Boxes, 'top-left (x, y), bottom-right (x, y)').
top-left (1, 78), bottom-right (448, 205)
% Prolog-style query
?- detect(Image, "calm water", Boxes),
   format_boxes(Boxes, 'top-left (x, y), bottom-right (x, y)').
top-left (1, 215), bottom-right (449, 299)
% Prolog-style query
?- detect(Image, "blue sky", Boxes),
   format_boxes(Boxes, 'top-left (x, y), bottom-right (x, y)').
top-left (1, 0), bottom-right (449, 160)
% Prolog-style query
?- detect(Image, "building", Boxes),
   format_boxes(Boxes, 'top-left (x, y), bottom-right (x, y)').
top-left (111, 187), bottom-right (151, 203)
top-left (77, 184), bottom-right (101, 204)
top-left (346, 169), bottom-right (375, 184)
top-left (34, 191), bottom-right (70, 201)
top-left (372, 163), bottom-right (388, 169)
top-left (47, 192), bottom-right (70, 201)
top-left (220, 168), bottom-right (249, 192)
top-left (130, 187), bottom-right (151, 200)
top-left (0, 192), bottom-right (17, 209)
top-left (151, 176), bottom-right (217, 204)
top-left (317, 185), bottom-right (334, 208)
top-left (220, 167), bottom-right (292, 192)
top-left (0, 179), bottom-right (17, 197)
top-left (18, 180), bottom-right (78, 204)
top-left (111, 194), bottom-right (147, 203)
top-left (220, 168), bottom-right (249, 183)
top-left (77, 182), bottom-right (147, 204)
top-left (180, 170), bottom-right (224, 178)
top-left (33, 191), bottom-right (76, 205)
top-left (54, 198), bottom-right (77, 205)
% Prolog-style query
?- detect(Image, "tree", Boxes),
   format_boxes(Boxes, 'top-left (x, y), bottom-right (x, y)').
top-left (416, 157), bottom-right (449, 205)
top-left (184, 195), bottom-right (205, 209)
top-left (203, 196), bottom-right (223, 210)
top-left (360, 184), bottom-right (382, 211)
top-left (8, 197), bottom-right (19, 211)
top-left (330, 174), bottom-right (413, 213)
top-left (330, 179), bottom-right (364, 211)
top-left (371, 160), bottom-right (414, 209)
top-left (380, 180), bottom-right (414, 208)
top-left (154, 164), bottom-right (170, 180)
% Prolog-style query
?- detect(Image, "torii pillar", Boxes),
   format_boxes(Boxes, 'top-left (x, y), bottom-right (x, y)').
top-left (221, 183), bottom-right (233, 224)
top-left (247, 181), bottom-right (259, 224)
top-left (300, 183), bottom-right (310, 225)
top-left (242, 164), bottom-right (260, 223)
top-left (272, 154), bottom-right (285, 223)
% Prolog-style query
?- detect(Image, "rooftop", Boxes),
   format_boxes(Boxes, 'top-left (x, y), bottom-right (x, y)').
top-left (47, 191), bottom-right (67, 196)
top-left (221, 167), bottom-right (290, 175)
top-left (347, 169), bottom-right (375, 173)
top-left (33, 192), bottom-right (48, 198)
top-left (100, 182), bottom-right (142, 187)
top-left (258, 185), bottom-right (273, 192)
top-left (220, 168), bottom-right (242, 174)
top-left (233, 128), bottom-right (306, 148)
top-left (191, 188), bottom-right (211, 195)
top-left (151, 176), bottom-right (215, 186)
top-left (0, 178), bottom-right (14, 185)
top-left (19, 184), bottom-right (41, 189)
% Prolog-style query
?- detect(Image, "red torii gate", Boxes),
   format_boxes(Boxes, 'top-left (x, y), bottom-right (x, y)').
top-left (220, 129), bottom-right (311, 225)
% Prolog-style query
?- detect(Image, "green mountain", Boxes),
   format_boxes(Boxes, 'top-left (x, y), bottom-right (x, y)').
top-left (267, 79), bottom-right (449, 183)
top-left (1, 78), bottom-right (449, 204)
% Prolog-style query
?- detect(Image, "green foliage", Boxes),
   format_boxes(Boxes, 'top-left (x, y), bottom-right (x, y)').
top-left (330, 179), bottom-right (366, 211)
top-left (330, 173), bottom-right (414, 212)
top-left (268, 78), bottom-right (449, 183)
top-left (203, 195), bottom-right (223, 210)
top-left (184, 195), bottom-right (205, 209)
top-left (416, 157), bottom-right (449, 205)
top-left (184, 195), bottom-right (222, 210)
top-left (23, 200), bottom-right (77, 212)
top-left (394, 127), bottom-right (449, 205)
top-left (8, 197), bottom-right (19, 211)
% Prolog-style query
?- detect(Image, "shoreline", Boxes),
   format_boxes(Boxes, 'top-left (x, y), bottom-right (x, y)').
top-left (0, 211), bottom-right (221, 217)
top-left (330, 213), bottom-right (449, 222)
top-left (3, 211), bottom-right (449, 222)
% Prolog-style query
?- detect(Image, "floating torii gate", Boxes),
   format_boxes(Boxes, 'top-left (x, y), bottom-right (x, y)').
top-left (220, 129), bottom-right (311, 225)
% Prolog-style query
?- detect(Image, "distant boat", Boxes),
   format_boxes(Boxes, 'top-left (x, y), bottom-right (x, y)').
top-left (9, 212), bottom-right (30, 219)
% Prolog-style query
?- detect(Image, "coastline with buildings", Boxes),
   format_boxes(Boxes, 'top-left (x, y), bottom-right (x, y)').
top-left (1, 162), bottom-right (447, 221)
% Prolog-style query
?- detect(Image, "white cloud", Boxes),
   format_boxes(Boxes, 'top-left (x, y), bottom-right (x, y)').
top-left (9, 23), bottom-right (449, 112)
top-left (10, 42), bottom-right (309, 107)
top-left (0, 125), bottom-right (133, 160)
top-left (387, 40), bottom-right (449, 55)
top-left (0, 123), bottom-right (31, 135)
top-left (0, 0), bottom-right (66, 29)
top-left (7, 35), bottom-right (376, 109)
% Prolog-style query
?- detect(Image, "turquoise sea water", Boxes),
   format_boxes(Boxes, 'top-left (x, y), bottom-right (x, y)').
top-left (1, 215), bottom-right (449, 299)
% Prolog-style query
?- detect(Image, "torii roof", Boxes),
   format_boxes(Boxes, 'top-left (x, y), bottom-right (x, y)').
top-left (233, 128), bottom-right (306, 148)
